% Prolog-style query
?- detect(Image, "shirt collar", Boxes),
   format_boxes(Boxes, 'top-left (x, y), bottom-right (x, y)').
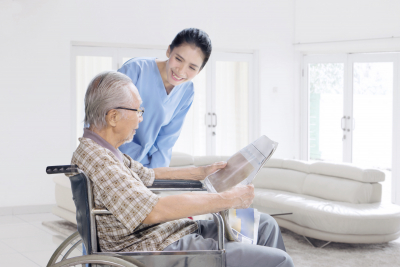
top-left (83, 128), bottom-right (124, 163)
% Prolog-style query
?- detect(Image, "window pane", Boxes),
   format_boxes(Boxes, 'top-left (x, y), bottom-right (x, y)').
top-left (173, 68), bottom-right (207, 156)
top-left (215, 61), bottom-right (249, 155)
top-left (308, 63), bottom-right (344, 161)
top-left (76, 56), bottom-right (112, 139)
top-left (352, 62), bottom-right (393, 169)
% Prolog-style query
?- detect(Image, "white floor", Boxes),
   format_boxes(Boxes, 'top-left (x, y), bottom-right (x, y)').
top-left (1, 211), bottom-right (399, 267)
top-left (0, 213), bottom-right (68, 267)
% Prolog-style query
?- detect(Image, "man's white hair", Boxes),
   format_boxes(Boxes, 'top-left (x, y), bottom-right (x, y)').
top-left (84, 71), bottom-right (137, 130)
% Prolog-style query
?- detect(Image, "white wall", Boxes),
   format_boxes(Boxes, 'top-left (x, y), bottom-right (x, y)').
top-left (295, 0), bottom-right (400, 43)
top-left (295, 0), bottom-right (400, 52)
top-left (0, 0), bottom-right (296, 208)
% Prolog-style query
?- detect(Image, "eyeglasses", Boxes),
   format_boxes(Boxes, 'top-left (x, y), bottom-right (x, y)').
top-left (115, 107), bottom-right (145, 117)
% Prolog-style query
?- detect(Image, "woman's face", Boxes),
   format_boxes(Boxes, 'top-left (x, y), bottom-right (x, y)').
top-left (165, 43), bottom-right (205, 86)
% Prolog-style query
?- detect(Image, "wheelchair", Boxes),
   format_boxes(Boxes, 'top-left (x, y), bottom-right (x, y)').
top-left (45, 165), bottom-right (226, 267)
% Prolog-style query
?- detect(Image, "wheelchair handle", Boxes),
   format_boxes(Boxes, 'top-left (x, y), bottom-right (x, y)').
top-left (46, 165), bottom-right (79, 174)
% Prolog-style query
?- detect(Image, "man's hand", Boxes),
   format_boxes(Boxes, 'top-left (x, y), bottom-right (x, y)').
top-left (221, 184), bottom-right (255, 209)
top-left (203, 161), bottom-right (227, 177)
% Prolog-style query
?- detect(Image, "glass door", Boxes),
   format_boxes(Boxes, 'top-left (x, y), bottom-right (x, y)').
top-left (349, 54), bottom-right (397, 204)
top-left (303, 55), bottom-right (347, 161)
top-left (210, 52), bottom-right (254, 156)
top-left (303, 53), bottom-right (400, 204)
top-left (174, 51), bottom-right (255, 156)
top-left (349, 55), bottom-right (395, 169)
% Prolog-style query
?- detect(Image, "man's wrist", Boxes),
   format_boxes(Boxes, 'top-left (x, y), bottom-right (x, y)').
top-left (217, 191), bottom-right (235, 210)
top-left (200, 166), bottom-right (208, 179)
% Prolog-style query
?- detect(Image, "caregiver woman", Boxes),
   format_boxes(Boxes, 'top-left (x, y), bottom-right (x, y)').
top-left (118, 28), bottom-right (212, 168)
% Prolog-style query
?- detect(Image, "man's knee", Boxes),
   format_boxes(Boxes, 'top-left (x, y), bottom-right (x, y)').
top-left (264, 249), bottom-right (294, 267)
top-left (260, 213), bottom-right (279, 229)
top-left (277, 251), bottom-right (294, 267)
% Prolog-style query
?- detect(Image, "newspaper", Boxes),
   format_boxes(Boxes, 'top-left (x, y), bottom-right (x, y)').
top-left (205, 135), bottom-right (278, 243)
top-left (229, 208), bottom-right (261, 244)
top-left (204, 135), bottom-right (278, 193)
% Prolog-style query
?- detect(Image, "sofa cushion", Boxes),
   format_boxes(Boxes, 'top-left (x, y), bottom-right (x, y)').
top-left (282, 159), bottom-right (311, 173)
top-left (310, 161), bottom-right (385, 183)
top-left (169, 152), bottom-right (194, 167)
top-left (253, 168), bottom-right (306, 194)
top-left (302, 174), bottom-right (381, 204)
top-left (264, 158), bottom-right (284, 168)
top-left (253, 188), bottom-right (400, 235)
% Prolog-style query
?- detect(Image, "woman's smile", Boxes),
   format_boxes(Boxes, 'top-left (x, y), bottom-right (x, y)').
top-left (171, 70), bottom-right (185, 81)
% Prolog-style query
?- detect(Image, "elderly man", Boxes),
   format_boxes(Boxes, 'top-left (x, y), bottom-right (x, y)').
top-left (70, 71), bottom-right (294, 267)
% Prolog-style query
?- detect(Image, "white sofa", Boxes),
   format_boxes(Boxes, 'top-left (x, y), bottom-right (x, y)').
top-left (52, 152), bottom-right (400, 244)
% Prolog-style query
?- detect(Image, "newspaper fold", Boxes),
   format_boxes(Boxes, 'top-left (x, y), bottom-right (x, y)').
top-left (205, 135), bottom-right (278, 243)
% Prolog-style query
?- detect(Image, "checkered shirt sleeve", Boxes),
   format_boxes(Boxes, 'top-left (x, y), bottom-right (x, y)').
top-left (72, 139), bottom-right (159, 233)
top-left (123, 154), bottom-right (155, 186)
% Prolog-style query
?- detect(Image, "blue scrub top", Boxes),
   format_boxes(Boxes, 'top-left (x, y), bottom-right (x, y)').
top-left (118, 57), bottom-right (194, 168)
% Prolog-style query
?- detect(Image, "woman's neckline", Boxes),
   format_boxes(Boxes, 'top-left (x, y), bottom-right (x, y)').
top-left (155, 58), bottom-right (174, 95)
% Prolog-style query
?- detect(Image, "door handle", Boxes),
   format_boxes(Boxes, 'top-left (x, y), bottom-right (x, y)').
top-left (212, 113), bottom-right (217, 127)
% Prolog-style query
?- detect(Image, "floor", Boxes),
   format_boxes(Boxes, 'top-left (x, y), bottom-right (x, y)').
top-left (0, 213), bottom-right (70, 267)
top-left (1, 211), bottom-right (399, 267)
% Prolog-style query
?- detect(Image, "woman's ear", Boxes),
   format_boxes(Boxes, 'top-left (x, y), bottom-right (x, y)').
top-left (166, 45), bottom-right (171, 58)
top-left (106, 109), bottom-right (119, 127)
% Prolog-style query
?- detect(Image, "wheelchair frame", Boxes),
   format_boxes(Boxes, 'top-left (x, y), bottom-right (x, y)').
top-left (46, 165), bottom-right (226, 267)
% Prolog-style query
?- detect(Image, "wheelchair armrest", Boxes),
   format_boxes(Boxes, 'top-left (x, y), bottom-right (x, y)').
top-left (46, 166), bottom-right (206, 191)
top-left (148, 180), bottom-right (206, 191)
top-left (46, 165), bottom-right (79, 174)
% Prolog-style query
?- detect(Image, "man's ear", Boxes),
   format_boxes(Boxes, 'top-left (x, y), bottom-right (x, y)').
top-left (166, 45), bottom-right (171, 58)
top-left (106, 109), bottom-right (119, 127)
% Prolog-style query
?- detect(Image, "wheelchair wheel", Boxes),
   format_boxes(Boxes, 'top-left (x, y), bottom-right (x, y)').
top-left (50, 255), bottom-right (140, 267)
top-left (47, 231), bottom-right (83, 266)
top-left (47, 231), bottom-right (145, 267)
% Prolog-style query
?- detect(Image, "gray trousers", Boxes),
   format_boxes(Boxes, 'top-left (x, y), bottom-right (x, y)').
top-left (164, 213), bottom-right (294, 267)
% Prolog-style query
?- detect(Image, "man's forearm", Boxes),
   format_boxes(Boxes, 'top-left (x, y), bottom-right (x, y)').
top-left (143, 192), bottom-right (235, 224)
top-left (153, 167), bottom-right (206, 181)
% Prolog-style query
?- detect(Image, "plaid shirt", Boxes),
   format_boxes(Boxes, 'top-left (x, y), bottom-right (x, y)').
top-left (69, 137), bottom-right (198, 252)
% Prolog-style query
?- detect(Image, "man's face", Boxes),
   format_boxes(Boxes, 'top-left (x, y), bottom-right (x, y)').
top-left (118, 84), bottom-right (143, 145)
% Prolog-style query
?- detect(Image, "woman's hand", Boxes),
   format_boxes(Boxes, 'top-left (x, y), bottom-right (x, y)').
top-left (203, 161), bottom-right (227, 177)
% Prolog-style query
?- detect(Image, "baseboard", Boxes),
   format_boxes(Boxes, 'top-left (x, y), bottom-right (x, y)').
top-left (0, 204), bottom-right (54, 216)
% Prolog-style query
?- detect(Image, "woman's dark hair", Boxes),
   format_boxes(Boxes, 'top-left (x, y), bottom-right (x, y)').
top-left (170, 28), bottom-right (212, 70)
